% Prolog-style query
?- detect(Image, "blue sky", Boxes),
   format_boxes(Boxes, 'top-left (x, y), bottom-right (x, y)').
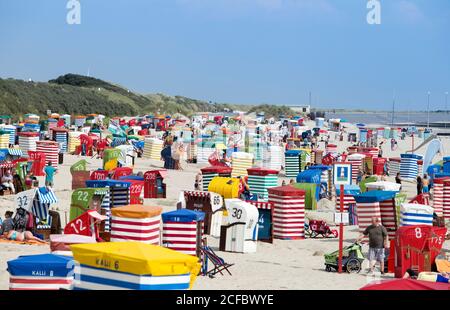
top-left (0, 0), bottom-right (449, 110)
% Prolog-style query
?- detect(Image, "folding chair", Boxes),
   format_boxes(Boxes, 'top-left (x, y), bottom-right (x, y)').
top-left (201, 246), bottom-right (234, 277)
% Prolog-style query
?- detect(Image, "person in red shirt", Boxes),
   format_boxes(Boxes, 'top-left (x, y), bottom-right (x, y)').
top-left (96, 138), bottom-right (108, 159)
top-left (239, 176), bottom-right (251, 200)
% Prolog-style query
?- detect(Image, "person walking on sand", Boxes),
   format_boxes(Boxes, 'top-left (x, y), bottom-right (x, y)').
top-left (172, 136), bottom-right (185, 170)
top-left (395, 172), bottom-right (402, 185)
top-left (357, 217), bottom-right (389, 274)
top-left (44, 161), bottom-right (58, 187)
top-left (378, 147), bottom-right (383, 158)
top-left (416, 175), bottom-right (423, 195)
top-left (422, 174), bottom-right (430, 193)
top-left (384, 161), bottom-right (389, 176)
top-left (390, 138), bottom-right (396, 151)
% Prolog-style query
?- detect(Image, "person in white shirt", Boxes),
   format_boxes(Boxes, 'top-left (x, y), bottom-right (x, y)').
top-left (1, 170), bottom-right (15, 194)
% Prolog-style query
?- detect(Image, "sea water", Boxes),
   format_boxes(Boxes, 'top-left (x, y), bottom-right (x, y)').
top-left (325, 111), bottom-right (450, 130)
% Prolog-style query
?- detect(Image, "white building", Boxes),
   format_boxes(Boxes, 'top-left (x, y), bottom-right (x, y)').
top-left (290, 105), bottom-right (311, 114)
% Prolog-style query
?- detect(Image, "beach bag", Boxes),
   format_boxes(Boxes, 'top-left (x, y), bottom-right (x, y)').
top-left (13, 208), bottom-right (28, 232)
top-left (49, 210), bottom-right (62, 234)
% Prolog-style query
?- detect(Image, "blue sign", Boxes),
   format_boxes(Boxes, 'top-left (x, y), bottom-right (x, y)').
top-left (334, 164), bottom-right (352, 185)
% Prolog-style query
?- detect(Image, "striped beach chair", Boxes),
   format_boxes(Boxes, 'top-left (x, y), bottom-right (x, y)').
top-left (32, 187), bottom-right (58, 223)
top-left (201, 246), bottom-right (234, 277)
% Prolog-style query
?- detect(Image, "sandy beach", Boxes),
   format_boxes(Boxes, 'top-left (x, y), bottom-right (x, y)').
top-left (1, 121), bottom-right (448, 290)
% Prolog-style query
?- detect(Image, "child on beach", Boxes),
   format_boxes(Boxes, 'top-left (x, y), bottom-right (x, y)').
top-left (356, 169), bottom-right (363, 184)
top-left (422, 174), bottom-right (430, 193)
top-left (0, 211), bottom-right (14, 235)
top-left (194, 173), bottom-right (202, 190)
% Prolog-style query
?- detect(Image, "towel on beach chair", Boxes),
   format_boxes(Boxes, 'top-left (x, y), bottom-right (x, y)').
top-left (0, 237), bottom-right (47, 246)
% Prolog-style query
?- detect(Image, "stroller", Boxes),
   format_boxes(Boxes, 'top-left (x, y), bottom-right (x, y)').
top-left (324, 242), bottom-right (364, 273)
top-left (305, 220), bottom-right (338, 238)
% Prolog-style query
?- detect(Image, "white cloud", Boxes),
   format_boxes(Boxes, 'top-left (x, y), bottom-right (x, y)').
top-left (393, 0), bottom-right (425, 23)
top-left (255, 0), bottom-right (283, 10)
top-left (176, 0), bottom-right (336, 14)
top-left (290, 0), bottom-right (336, 13)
